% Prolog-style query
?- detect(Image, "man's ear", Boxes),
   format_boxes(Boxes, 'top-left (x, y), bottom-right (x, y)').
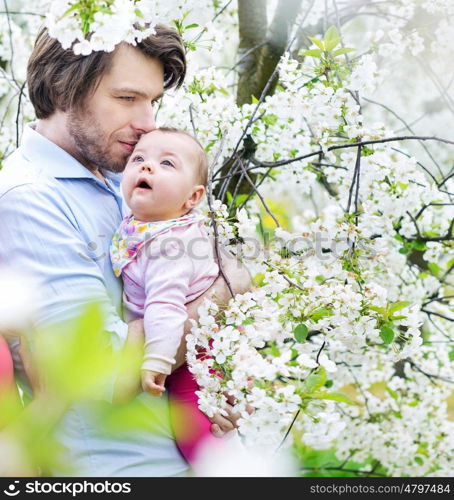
top-left (184, 185), bottom-right (205, 210)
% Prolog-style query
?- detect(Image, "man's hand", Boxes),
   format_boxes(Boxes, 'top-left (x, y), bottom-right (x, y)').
top-left (209, 394), bottom-right (242, 437)
top-left (142, 370), bottom-right (167, 397)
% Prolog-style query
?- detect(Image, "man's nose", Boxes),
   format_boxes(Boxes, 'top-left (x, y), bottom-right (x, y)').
top-left (131, 102), bottom-right (156, 134)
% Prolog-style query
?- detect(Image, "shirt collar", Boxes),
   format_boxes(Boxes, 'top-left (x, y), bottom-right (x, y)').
top-left (20, 123), bottom-right (120, 184)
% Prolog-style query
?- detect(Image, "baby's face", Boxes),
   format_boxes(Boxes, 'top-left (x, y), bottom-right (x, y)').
top-left (122, 130), bottom-right (204, 222)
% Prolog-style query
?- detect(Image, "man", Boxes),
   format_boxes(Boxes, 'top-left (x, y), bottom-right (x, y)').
top-left (0, 25), bottom-right (249, 476)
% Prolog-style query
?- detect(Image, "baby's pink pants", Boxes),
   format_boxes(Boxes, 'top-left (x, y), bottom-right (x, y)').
top-left (166, 362), bottom-right (219, 464)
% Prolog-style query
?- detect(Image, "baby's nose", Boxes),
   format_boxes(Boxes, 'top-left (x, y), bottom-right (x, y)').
top-left (140, 163), bottom-right (154, 173)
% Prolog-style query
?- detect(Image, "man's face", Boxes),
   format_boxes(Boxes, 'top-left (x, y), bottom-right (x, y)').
top-left (67, 43), bottom-right (164, 173)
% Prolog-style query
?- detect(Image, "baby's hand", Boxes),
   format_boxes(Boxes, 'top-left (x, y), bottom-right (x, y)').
top-left (142, 370), bottom-right (167, 396)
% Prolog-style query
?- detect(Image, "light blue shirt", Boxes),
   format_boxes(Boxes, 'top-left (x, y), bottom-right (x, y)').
top-left (0, 124), bottom-right (189, 477)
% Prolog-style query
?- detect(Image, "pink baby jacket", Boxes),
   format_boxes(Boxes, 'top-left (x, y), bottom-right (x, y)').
top-left (110, 211), bottom-right (219, 374)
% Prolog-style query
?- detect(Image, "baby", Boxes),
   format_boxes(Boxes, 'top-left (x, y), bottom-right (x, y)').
top-left (110, 127), bottom-right (219, 463)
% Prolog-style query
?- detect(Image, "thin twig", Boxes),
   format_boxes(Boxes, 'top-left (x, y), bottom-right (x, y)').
top-left (15, 81), bottom-right (26, 148)
top-left (408, 360), bottom-right (454, 385)
top-left (255, 135), bottom-right (454, 169)
top-left (188, 103), bottom-right (198, 139)
top-left (363, 97), bottom-right (444, 178)
top-left (237, 158), bottom-right (280, 227)
top-left (275, 410), bottom-right (300, 453)
top-left (422, 309), bottom-right (454, 322)
top-left (300, 466), bottom-right (387, 477)
top-left (206, 131), bottom-right (235, 298)
top-left (3, 0), bottom-right (16, 83)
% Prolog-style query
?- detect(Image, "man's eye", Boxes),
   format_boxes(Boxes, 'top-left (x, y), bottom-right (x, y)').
top-left (119, 96), bottom-right (135, 101)
top-left (151, 98), bottom-right (160, 106)
top-left (133, 155), bottom-right (144, 162)
top-left (162, 160), bottom-right (174, 167)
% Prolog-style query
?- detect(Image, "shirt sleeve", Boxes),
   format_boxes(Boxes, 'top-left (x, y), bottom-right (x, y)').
top-left (136, 239), bottom-right (194, 375)
top-left (0, 183), bottom-right (128, 351)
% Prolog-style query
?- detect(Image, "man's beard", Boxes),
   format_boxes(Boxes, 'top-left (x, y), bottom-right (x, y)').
top-left (67, 109), bottom-right (129, 174)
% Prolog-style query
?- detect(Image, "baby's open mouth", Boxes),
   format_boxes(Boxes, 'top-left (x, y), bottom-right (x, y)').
top-left (137, 179), bottom-right (152, 189)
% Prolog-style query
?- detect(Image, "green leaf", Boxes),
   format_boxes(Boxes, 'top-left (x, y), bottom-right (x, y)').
top-left (333, 47), bottom-right (355, 57)
top-left (412, 240), bottom-right (427, 251)
top-left (414, 456), bottom-right (424, 466)
top-left (35, 303), bottom-right (118, 401)
top-left (309, 308), bottom-right (334, 321)
top-left (294, 324), bottom-right (309, 342)
top-left (263, 114), bottom-right (278, 126)
top-left (386, 387), bottom-right (398, 400)
top-left (324, 26), bottom-right (341, 51)
top-left (380, 325), bottom-right (395, 344)
top-left (301, 76), bottom-right (320, 88)
top-left (98, 398), bottom-right (169, 435)
top-left (301, 49), bottom-right (323, 58)
top-left (389, 301), bottom-right (412, 314)
top-left (325, 379), bottom-right (333, 388)
top-left (399, 247), bottom-right (410, 254)
top-left (324, 26), bottom-right (340, 42)
top-left (232, 193), bottom-right (248, 208)
top-left (308, 36), bottom-right (325, 50)
top-left (302, 367), bottom-right (327, 393)
top-left (449, 348), bottom-right (454, 362)
top-left (311, 391), bottom-right (358, 405)
top-left (253, 272), bottom-right (265, 286)
top-left (270, 344), bottom-right (281, 357)
top-left (325, 37), bottom-right (341, 51)
top-left (417, 445), bottom-right (429, 457)
top-left (389, 315), bottom-right (407, 321)
top-left (428, 262), bottom-right (441, 275)
top-left (134, 8), bottom-right (144, 18)
top-left (185, 23), bottom-right (199, 29)
top-left (369, 305), bottom-right (387, 316)
top-left (63, 3), bottom-right (84, 18)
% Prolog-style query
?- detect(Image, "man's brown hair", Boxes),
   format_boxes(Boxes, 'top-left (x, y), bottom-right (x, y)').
top-left (27, 25), bottom-right (186, 119)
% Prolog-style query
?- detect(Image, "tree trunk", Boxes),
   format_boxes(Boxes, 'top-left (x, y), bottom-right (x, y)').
top-left (236, 0), bottom-right (268, 106)
top-left (253, 0), bottom-right (303, 101)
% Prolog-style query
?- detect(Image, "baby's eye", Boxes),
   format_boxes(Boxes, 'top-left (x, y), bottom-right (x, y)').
top-left (162, 160), bottom-right (174, 167)
top-left (133, 155), bottom-right (144, 163)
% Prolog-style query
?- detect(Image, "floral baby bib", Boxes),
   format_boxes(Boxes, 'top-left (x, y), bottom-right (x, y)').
top-left (110, 211), bottom-right (205, 277)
